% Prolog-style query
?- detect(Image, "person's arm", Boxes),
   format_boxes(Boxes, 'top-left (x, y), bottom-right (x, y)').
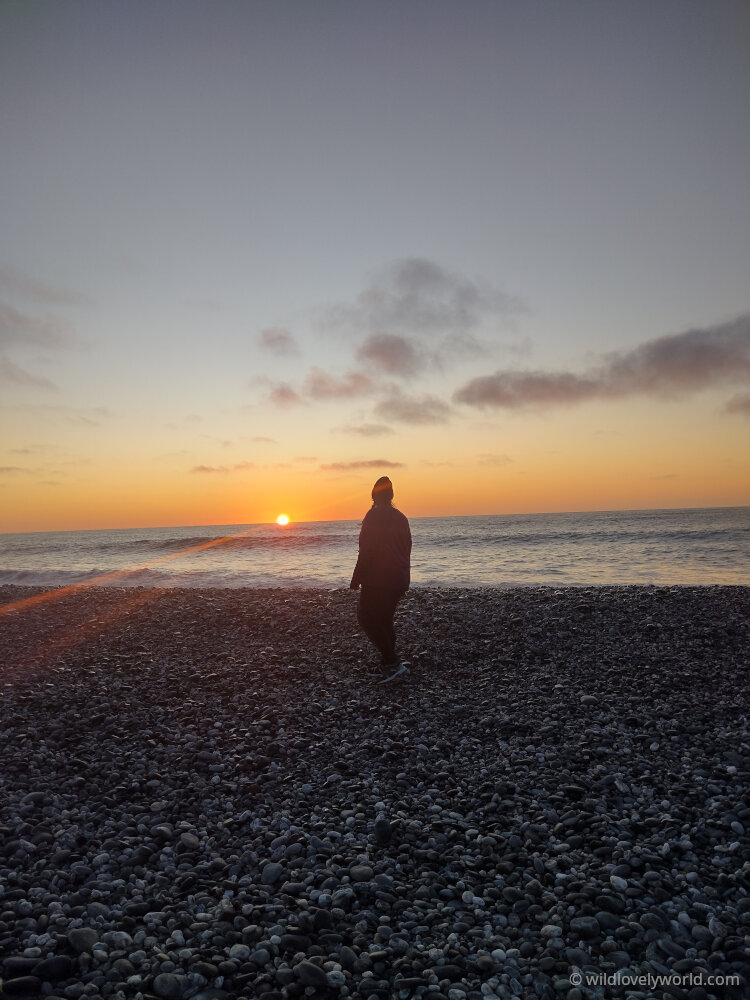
top-left (403, 518), bottom-right (412, 590)
top-left (350, 514), bottom-right (371, 589)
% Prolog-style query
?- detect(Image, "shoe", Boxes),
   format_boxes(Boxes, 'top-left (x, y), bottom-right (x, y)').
top-left (379, 662), bottom-right (409, 684)
top-left (370, 659), bottom-right (397, 678)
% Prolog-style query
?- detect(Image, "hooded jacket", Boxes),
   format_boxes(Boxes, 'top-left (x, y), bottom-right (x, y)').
top-left (350, 504), bottom-right (411, 592)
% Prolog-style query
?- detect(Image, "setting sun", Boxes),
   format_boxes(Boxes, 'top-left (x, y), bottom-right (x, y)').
top-left (276, 514), bottom-right (290, 526)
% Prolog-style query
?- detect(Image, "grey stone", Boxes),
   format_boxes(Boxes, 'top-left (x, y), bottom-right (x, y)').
top-left (294, 959), bottom-right (328, 987)
top-left (250, 947), bottom-right (272, 965)
top-left (569, 916), bottom-right (600, 939)
top-left (339, 945), bottom-right (358, 972)
top-left (67, 928), bottom-right (99, 954)
top-left (261, 861), bottom-right (284, 885)
top-left (108, 958), bottom-right (136, 979)
top-left (350, 863), bottom-right (374, 882)
top-left (153, 972), bottom-right (187, 998)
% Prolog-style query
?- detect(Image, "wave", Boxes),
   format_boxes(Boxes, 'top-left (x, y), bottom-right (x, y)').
top-left (434, 524), bottom-right (746, 548)
top-left (87, 532), bottom-right (353, 555)
top-left (0, 567), bottom-right (169, 588)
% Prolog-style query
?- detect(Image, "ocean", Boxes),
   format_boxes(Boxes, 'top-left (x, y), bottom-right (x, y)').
top-left (0, 507), bottom-right (747, 590)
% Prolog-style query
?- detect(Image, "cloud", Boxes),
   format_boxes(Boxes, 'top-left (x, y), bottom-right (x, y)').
top-left (356, 333), bottom-right (423, 377)
top-left (0, 355), bottom-right (57, 389)
top-left (454, 314), bottom-right (750, 411)
top-left (66, 408), bottom-right (112, 427)
top-left (0, 466), bottom-right (32, 475)
top-left (319, 257), bottom-right (524, 376)
top-left (375, 391), bottom-right (452, 425)
top-left (190, 465), bottom-right (229, 474)
top-left (0, 303), bottom-right (72, 349)
top-left (0, 266), bottom-right (89, 306)
top-left (268, 382), bottom-right (304, 407)
top-left (478, 453), bottom-right (513, 466)
top-left (455, 371), bottom-right (598, 409)
top-left (320, 459), bottom-right (405, 472)
top-left (336, 423), bottom-right (395, 437)
top-left (604, 315), bottom-right (750, 393)
top-left (304, 367), bottom-right (374, 399)
top-left (200, 434), bottom-right (232, 448)
top-left (325, 257), bottom-right (521, 337)
top-left (724, 392), bottom-right (750, 416)
top-left (259, 369), bottom-right (373, 408)
top-left (250, 436), bottom-right (276, 443)
top-left (259, 327), bottom-right (299, 356)
top-left (233, 461), bottom-right (256, 470)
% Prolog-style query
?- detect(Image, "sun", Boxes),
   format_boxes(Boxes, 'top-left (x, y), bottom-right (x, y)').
top-left (276, 514), bottom-right (290, 526)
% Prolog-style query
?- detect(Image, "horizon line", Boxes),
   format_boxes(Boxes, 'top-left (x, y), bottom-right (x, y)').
top-left (1, 503), bottom-right (747, 537)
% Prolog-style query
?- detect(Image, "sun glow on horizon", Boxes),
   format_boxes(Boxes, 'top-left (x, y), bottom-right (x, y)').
top-left (276, 514), bottom-right (290, 525)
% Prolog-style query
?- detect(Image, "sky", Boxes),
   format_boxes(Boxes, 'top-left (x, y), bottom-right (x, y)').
top-left (1, 0), bottom-right (749, 532)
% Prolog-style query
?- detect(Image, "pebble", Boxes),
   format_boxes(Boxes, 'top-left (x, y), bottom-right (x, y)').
top-left (153, 972), bottom-right (187, 998)
top-left (260, 861), bottom-right (284, 885)
top-left (294, 959), bottom-right (329, 987)
top-left (67, 927), bottom-right (98, 954)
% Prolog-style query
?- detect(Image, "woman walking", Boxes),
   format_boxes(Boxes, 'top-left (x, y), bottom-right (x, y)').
top-left (350, 476), bottom-right (412, 682)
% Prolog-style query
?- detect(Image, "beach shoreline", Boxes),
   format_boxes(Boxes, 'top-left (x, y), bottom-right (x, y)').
top-left (1, 584), bottom-right (748, 999)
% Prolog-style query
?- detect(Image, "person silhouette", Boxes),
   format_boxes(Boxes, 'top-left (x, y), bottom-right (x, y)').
top-left (350, 476), bottom-right (412, 682)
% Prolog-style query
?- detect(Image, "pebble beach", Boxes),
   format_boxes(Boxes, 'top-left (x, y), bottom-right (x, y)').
top-left (1, 584), bottom-right (748, 1000)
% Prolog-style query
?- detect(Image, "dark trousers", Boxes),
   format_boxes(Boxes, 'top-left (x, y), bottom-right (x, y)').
top-left (357, 586), bottom-right (403, 666)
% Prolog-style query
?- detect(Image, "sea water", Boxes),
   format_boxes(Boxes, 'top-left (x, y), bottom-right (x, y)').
top-left (0, 507), bottom-right (747, 589)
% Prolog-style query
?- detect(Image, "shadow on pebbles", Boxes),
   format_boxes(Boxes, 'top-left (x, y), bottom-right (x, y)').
top-left (0, 584), bottom-right (748, 1000)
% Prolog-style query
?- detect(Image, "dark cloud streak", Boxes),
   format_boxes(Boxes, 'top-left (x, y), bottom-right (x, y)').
top-left (258, 327), bottom-right (299, 356)
top-left (0, 355), bottom-right (57, 389)
top-left (356, 333), bottom-right (423, 377)
top-left (375, 391), bottom-right (452, 425)
top-left (268, 383), bottom-right (304, 407)
top-left (337, 423), bottom-right (395, 437)
top-left (725, 392), bottom-right (750, 416)
top-left (320, 459), bottom-right (405, 471)
top-left (454, 315), bottom-right (750, 410)
top-left (304, 368), bottom-right (373, 399)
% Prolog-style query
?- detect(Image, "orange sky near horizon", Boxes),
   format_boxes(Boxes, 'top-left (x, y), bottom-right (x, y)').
top-left (3, 389), bottom-right (748, 534)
